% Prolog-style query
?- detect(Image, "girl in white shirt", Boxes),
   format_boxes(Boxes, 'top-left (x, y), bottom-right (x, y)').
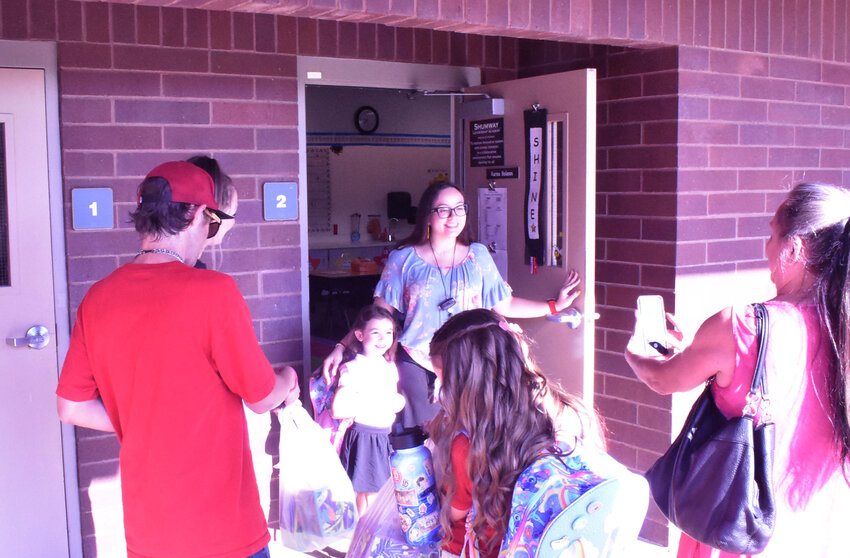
top-left (333, 304), bottom-right (406, 516)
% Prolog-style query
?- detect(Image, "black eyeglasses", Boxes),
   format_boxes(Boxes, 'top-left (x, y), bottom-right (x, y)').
top-left (431, 203), bottom-right (468, 219)
top-left (204, 209), bottom-right (222, 239)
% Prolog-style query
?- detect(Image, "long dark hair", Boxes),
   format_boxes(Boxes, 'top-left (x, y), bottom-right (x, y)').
top-left (428, 308), bottom-right (603, 553)
top-left (397, 181), bottom-right (472, 248)
top-left (187, 155), bottom-right (236, 213)
top-left (775, 182), bottom-right (850, 466)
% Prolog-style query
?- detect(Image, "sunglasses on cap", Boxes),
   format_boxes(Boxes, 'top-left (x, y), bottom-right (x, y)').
top-left (204, 209), bottom-right (223, 239)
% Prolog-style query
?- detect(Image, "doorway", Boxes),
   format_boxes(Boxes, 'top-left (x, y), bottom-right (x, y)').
top-left (0, 40), bottom-right (77, 558)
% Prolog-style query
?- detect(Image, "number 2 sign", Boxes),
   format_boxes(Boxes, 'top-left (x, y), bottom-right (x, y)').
top-left (263, 182), bottom-right (298, 221)
top-left (72, 188), bottom-right (114, 230)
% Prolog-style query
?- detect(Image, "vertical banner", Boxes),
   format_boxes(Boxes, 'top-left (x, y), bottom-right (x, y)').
top-left (524, 108), bottom-right (547, 264)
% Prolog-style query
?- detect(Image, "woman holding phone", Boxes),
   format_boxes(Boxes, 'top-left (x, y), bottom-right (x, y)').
top-left (625, 182), bottom-right (850, 557)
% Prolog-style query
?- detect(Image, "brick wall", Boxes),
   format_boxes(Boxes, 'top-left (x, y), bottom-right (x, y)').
top-left (4, 0), bottom-right (850, 554)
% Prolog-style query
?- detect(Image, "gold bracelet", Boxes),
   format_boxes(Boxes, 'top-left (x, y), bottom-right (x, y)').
top-left (335, 342), bottom-right (346, 352)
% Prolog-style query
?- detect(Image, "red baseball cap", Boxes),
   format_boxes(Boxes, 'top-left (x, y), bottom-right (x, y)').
top-left (141, 161), bottom-right (233, 219)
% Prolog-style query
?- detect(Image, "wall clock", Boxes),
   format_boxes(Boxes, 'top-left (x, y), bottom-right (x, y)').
top-left (354, 105), bottom-right (379, 134)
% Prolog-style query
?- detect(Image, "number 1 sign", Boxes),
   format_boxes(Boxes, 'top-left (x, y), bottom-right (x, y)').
top-left (263, 182), bottom-right (298, 221)
top-left (72, 188), bottom-right (114, 230)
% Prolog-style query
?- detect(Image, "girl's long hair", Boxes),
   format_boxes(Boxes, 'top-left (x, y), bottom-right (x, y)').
top-left (428, 308), bottom-right (604, 553)
top-left (775, 182), bottom-right (850, 466)
top-left (397, 181), bottom-right (472, 249)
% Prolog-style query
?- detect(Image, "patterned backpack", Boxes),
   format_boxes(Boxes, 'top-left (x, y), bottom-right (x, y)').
top-left (308, 370), bottom-right (353, 454)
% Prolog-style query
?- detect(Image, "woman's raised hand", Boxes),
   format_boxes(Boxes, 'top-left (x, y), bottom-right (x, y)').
top-left (554, 270), bottom-right (582, 312)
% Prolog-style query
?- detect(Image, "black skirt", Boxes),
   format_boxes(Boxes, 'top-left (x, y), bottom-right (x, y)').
top-left (339, 423), bottom-right (392, 493)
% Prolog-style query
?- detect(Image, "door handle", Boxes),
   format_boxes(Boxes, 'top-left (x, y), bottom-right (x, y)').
top-left (6, 325), bottom-right (51, 349)
top-left (546, 308), bottom-right (600, 329)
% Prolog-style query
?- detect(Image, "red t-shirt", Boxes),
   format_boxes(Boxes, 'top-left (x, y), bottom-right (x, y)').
top-left (445, 435), bottom-right (499, 558)
top-left (57, 262), bottom-right (275, 558)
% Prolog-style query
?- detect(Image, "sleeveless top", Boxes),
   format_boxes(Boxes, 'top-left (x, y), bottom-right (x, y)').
top-left (679, 301), bottom-right (850, 558)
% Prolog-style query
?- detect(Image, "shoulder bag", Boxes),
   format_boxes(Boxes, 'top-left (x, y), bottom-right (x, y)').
top-left (644, 303), bottom-right (776, 554)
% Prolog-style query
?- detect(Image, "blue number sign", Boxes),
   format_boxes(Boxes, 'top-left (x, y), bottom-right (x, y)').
top-left (72, 188), bottom-right (114, 230)
top-left (263, 182), bottom-right (298, 221)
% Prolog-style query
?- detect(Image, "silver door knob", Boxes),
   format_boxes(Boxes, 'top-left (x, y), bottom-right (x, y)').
top-left (6, 325), bottom-right (51, 349)
top-left (546, 308), bottom-right (600, 329)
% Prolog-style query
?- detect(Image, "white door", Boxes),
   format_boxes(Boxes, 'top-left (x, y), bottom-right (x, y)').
top-left (0, 67), bottom-right (69, 557)
top-left (461, 70), bottom-right (596, 402)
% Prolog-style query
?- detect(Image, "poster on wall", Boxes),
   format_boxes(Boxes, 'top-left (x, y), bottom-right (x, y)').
top-left (524, 108), bottom-right (547, 265)
top-left (478, 187), bottom-right (508, 279)
top-left (469, 118), bottom-right (504, 167)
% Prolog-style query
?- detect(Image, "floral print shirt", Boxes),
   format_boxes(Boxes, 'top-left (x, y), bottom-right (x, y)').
top-left (374, 243), bottom-right (511, 371)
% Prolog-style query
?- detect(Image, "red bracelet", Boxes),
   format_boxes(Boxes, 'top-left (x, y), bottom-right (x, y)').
top-left (547, 299), bottom-right (558, 315)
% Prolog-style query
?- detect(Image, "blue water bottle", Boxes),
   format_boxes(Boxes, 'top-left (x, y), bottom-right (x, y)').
top-left (389, 425), bottom-right (441, 546)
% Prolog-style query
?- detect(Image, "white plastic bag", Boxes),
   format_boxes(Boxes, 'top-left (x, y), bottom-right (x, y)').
top-left (277, 402), bottom-right (358, 552)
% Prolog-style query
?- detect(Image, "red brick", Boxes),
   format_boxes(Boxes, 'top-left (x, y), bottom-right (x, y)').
top-left (820, 149), bottom-right (850, 168)
top-left (740, 0), bottom-right (755, 51)
top-left (58, 43), bottom-right (112, 68)
top-left (162, 7), bottom-right (185, 47)
top-left (317, 18), bottom-right (337, 57)
top-left (297, 17), bottom-right (317, 54)
top-left (597, 261), bottom-right (641, 285)
top-left (795, 126), bottom-right (844, 148)
top-left (162, 74), bottom-right (253, 99)
top-left (724, 0), bottom-right (740, 50)
top-left (215, 152), bottom-right (298, 175)
top-left (605, 375), bottom-right (671, 413)
top-left (60, 98), bottom-right (112, 124)
top-left (415, 0), bottom-right (438, 19)
top-left (137, 5), bottom-right (160, 46)
top-left (660, 0), bottom-right (677, 42)
top-left (262, 270), bottom-right (303, 294)
top-left (84, 1), bottom-right (109, 43)
top-left (598, 123), bottom-right (642, 147)
top-left (642, 218), bottom-right (676, 241)
top-left (500, 36), bottom-right (517, 68)
top-left (115, 99), bottom-right (209, 124)
top-left (676, 241), bottom-right (706, 265)
top-left (608, 146), bottom-right (677, 169)
top-left (377, 24), bottom-right (395, 59)
top-left (337, 21), bottom-right (357, 57)
top-left (679, 96), bottom-right (709, 119)
top-left (609, 0), bottom-right (628, 39)
top-left (465, 0), bottom-right (486, 25)
top-left (768, 147), bottom-right (820, 167)
top-left (640, 264), bottom-right (676, 288)
top-left (598, 216), bottom-right (642, 238)
top-left (709, 50), bottom-right (769, 75)
top-left (57, 0), bottom-right (83, 41)
top-left (629, 0), bottom-right (647, 39)
top-left (709, 145), bottom-right (767, 167)
top-left (277, 16), bottom-right (297, 54)
top-left (63, 152), bottom-right (115, 177)
top-left (710, 98), bottom-right (768, 122)
top-left (642, 70), bottom-right (678, 96)
top-left (679, 192), bottom-right (708, 216)
top-left (64, 125), bottom-right (162, 150)
top-left (678, 145), bottom-right (709, 167)
top-left (211, 51), bottom-right (296, 76)
top-left (707, 238), bottom-right (764, 262)
top-left (708, 192), bottom-right (766, 214)
top-left (357, 22), bottom-right (377, 58)
top-left (694, 0), bottom-right (711, 45)
top-left (738, 214), bottom-right (771, 237)
top-left (740, 76), bottom-right (795, 101)
top-left (708, 0), bottom-right (725, 47)
top-left (677, 169), bottom-right (736, 192)
top-left (396, 26), bottom-right (413, 61)
top-left (609, 98), bottom-right (677, 123)
top-left (823, 106), bottom-right (850, 126)
top-left (796, 81), bottom-right (845, 105)
top-left (209, 10), bottom-right (231, 50)
top-left (737, 170), bottom-right (791, 190)
top-left (257, 128), bottom-right (299, 150)
top-left (68, 255), bottom-right (120, 283)
top-left (678, 45), bottom-right (710, 70)
top-left (740, 124), bottom-right (793, 146)
top-left (679, 121), bottom-right (738, 145)
top-left (164, 126), bottom-right (255, 150)
top-left (823, 61), bottom-right (850, 84)
top-left (211, 101), bottom-right (294, 126)
top-left (257, 77), bottom-right (297, 101)
top-left (678, 216), bottom-right (737, 241)
top-left (769, 56), bottom-right (822, 80)
top-left (607, 239), bottom-right (676, 265)
top-left (255, 13), bottom-right (275, 52)
top-left (110, 3), bottom-right (134, 44)
top-left (185, 9), bottom-right (208, 49)
top-left (598, 75), bottom-right (642, 101)
top-left (114, 45), bottom-right (208, 72)
top-left (766, 101), bottom-right (820, 125)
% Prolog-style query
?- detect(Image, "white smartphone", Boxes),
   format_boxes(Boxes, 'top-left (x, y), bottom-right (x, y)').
top-left (637, 295), bottom-right (668, 355)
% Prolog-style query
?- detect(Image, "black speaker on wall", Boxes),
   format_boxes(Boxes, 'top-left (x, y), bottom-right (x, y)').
top-left (387, 192), bottom-right (413, 223)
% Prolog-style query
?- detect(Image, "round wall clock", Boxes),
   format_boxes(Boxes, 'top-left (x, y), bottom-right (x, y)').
top-left (354, 106), bottom-right (379, 134)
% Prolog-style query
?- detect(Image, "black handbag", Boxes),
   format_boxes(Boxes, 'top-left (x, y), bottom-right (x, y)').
top-left (644, 303), bottom-right (776, 554)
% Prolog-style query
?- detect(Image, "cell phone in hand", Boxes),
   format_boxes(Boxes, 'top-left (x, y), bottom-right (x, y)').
top-left (637, 295), bottom-right (669, 355)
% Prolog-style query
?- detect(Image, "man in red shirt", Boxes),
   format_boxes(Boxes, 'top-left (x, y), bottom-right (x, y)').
top-left (57, 161), bottom-right (299, 558)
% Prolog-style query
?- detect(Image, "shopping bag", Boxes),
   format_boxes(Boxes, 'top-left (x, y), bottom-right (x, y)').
top-left (308, 369), bottom-right (353, 454)
top-left (278, 401), bottom-right (358, 552)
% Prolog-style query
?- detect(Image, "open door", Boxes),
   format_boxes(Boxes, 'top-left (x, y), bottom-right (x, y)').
top-left (459, 70), bottom-right (596, 403)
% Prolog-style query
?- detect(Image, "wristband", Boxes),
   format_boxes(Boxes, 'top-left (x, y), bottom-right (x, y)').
top-left (547, 299), bottom-right (558, 315)
top-left (335, 342), bottom-right (346, 352)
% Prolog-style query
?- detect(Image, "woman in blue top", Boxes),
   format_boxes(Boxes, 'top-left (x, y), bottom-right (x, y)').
top-left (323, 181), bottom-right (581, 428)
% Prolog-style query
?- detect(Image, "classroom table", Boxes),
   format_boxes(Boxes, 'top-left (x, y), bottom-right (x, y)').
top-left (309, 268), bottom-right (382, 340)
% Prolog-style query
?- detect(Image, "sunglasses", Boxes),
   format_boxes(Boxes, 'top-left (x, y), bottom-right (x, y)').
top-left (431, 203), bottom-right (469, 219)
top-left (204, 209), bottom-right (222, 239)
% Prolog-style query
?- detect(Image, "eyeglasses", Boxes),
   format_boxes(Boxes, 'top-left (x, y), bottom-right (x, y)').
top-left (431, 203), bottom-right (468, 219)
top-left (204, 209), bottom-right (222, 239)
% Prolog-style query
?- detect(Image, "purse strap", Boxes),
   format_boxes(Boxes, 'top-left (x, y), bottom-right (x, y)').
top-left (744, 303), bottom-right (771, 421)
